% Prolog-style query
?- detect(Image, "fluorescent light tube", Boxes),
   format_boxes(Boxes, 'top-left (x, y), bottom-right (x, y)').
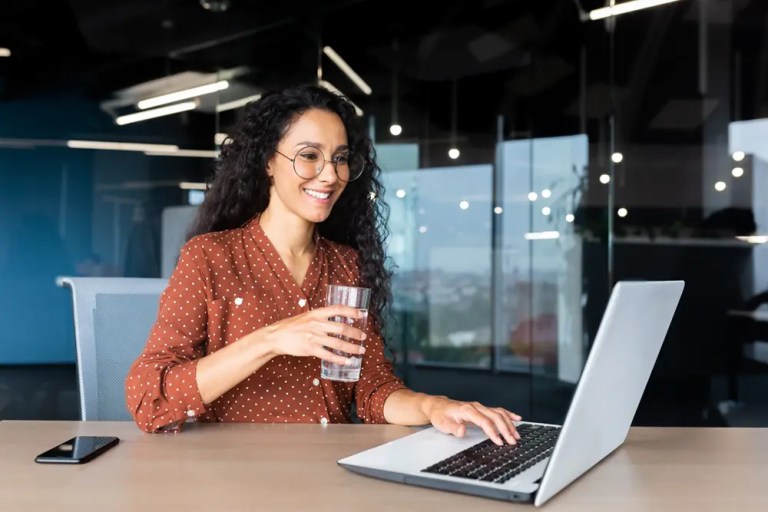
top-left (145, 149), bottom-right (218, 158)
top-left (318, 80), bottom-right (364, 116)
top-left (736, 235), bottom-right (768, 244)
top-left (179, 182), bottom-right (208, 190)
top-left (137, 80), bottom-right (229, 110)
top-left (116, 101), bottom-right (197, 126)
top-left (524, 231), bottom-right (561, 240)
top-left (589, 0), bottom-right (682, 20)
top-left (0, 48), bottom-right (10, 57)
top-left (215, 94), bottom-right (262, 112)
top-left (323, 46), bottom-right (372, 95)
top-left (66, 140), bottom-right (179, 153)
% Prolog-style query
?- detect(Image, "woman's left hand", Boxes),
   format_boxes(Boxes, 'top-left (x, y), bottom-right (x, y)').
top-left (425, 396), bottom-right (522, 446)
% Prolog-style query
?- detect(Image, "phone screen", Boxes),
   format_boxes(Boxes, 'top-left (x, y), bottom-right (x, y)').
top-left (35, 436), bottom-right (119, 464)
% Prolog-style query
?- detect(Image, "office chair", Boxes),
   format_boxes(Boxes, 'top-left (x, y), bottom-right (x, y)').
top-left (58, 277), bottom-right (167, 421)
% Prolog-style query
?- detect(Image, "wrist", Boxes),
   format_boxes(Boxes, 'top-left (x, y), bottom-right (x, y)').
top-left (420, 394), bottom-right (448, 421)
top-left (245, 328), bottom-right (277, 365)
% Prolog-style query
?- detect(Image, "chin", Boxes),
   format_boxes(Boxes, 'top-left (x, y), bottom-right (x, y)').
top-left (301, 207), bottom-right (334, 224)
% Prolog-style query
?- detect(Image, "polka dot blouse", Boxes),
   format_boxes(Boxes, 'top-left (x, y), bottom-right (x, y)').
top-left (125, 216), bottom-right (406, 433)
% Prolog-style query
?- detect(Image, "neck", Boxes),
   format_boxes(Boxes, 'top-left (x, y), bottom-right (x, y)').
top-left (259, 205), bottom-right (315, 257)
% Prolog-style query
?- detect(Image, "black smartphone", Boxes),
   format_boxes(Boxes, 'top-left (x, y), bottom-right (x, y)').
top-left (34, 436), bottom-right (120, 464)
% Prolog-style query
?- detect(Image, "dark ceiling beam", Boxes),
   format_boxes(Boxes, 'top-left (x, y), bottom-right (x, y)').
top-left (615, 9), bottom-right (676, 144)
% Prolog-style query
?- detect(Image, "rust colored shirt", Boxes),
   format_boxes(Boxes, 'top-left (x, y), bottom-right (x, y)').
top-left (125, 216), bottom-right (406, 433)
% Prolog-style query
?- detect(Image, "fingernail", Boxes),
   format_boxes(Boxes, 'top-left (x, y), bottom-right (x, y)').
top-left (362, 334), bottom-right (367, 340)
top-left (359, 346), bottom-right (366, 354)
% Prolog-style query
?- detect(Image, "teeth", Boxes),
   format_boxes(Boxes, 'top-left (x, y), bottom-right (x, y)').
top-left (304, 189), bottom-right (330, 199)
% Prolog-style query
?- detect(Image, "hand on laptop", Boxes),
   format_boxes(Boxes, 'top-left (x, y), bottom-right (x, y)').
top-left (425, 397), bottom-right (522, 446)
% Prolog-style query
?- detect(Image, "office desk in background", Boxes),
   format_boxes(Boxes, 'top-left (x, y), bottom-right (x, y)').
top-left (1, 422), bottom-right (767, 511)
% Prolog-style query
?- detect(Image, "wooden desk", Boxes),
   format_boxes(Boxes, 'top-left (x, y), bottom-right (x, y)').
top-left (1, 421), bottom-right (767, 511)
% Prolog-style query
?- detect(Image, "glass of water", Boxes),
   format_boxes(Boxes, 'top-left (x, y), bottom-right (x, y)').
top-left (321, 284), bottom-right (371, 382)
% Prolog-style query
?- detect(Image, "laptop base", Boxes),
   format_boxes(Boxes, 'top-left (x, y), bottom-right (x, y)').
top-left (338, 462), bottom-right (535, 503)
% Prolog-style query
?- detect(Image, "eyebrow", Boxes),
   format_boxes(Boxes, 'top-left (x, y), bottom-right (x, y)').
top-left (293, 141), bottom-right (350, 152)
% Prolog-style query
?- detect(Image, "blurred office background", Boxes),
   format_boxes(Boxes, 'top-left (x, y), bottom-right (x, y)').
top-left (1, 0), bottom-right (767, 426)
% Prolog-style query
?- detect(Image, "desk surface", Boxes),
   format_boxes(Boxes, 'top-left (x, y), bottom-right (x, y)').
top-left (1, 421), bottom-right (767, 511)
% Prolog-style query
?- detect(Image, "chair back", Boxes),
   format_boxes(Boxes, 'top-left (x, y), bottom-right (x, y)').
top-left (59, 277), bottom-right (167, 420)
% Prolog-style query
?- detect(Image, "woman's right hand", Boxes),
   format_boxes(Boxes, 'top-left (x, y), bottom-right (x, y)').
top-left (257, 305), bottom-right (367, 365)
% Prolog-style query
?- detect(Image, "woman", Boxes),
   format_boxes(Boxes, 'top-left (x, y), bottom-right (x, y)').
top-left (125, 84), bottom-right (522, 445)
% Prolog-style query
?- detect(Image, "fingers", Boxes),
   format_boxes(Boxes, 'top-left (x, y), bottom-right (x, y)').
top-left (454, 403), bottom-right (523, 446)
top-left (319, 320), bottom-right (367, 344)
top-left (312, 304), bottom-right (365, 320)
top-left (309, 340), bottom-right (355, 366)
top-left (322, 333), bottom-right (365, 356)
top-left (304, 331), bottom-right (363, 363)
top-left (479, 406), bottom-right (520, 444)
top-left (457, 404), bottom-right (506, 446)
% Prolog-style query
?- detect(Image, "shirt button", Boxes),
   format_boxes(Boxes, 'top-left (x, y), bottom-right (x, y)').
top-left (312, 378), bottom-right (320, 386)
top-left (186, 410), bottom-right (195, 418)
top-left (320, 417), bottom-right (328, 425)
top-left (234, 297), bottom-right (243, 306)
top-left (298, 298), bottom-right (307, 307)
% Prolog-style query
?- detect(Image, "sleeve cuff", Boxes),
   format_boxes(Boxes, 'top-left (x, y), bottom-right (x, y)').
top-left (364, 380), bottom-right (407, 424)
top-left (163, 359), bottom-right (208, 419)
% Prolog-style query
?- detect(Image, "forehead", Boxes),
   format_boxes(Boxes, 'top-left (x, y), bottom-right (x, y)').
top-left (282, 108), bottom-right (348, 147)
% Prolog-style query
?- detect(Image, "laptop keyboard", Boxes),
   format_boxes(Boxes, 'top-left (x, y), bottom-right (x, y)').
top-left (420, 424), bottom-right (561, 484)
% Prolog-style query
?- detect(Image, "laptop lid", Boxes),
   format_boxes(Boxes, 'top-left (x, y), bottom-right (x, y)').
top-left (534, 280), bottom-right (684, 506)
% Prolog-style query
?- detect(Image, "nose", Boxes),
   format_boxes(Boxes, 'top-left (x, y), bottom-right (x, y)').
top-left (316, 160), bottom-right (339, 183)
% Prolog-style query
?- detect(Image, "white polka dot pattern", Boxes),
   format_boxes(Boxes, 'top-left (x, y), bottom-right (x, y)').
top-left (125, 216), bottom-right (406, 433)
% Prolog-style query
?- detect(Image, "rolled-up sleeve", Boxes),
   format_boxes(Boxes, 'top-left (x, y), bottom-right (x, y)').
top-left (354, 318), bottom-right (407, 424)
top-left (125, 239), bottom-right (210, 433)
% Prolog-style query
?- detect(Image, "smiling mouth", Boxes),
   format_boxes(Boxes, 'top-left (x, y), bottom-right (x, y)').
top-left (303, 188), bottom-right (332, 200)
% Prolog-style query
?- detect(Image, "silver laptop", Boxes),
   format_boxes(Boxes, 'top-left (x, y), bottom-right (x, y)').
top-left (338, 280), bottom-right (684, 506)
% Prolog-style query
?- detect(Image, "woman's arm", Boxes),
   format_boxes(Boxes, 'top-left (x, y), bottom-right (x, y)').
top-left (196, 305), bottom-right (367, 404)
top-left (383, 389), bottom-right (522, 445)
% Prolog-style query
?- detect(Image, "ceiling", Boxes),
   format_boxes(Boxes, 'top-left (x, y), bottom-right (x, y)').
top-left (1, 0), bottom-right (767, 152)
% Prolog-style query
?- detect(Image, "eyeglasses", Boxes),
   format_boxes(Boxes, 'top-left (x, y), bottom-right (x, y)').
top-left (275, 145), bottom-right (365, 182)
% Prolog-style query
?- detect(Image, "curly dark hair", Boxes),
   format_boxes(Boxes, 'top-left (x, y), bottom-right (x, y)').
top-left (188, 83), bottom-right (393, 339)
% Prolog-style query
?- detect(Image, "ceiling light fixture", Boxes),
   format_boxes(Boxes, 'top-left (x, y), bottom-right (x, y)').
top-left (448, 78), bottom-right (460, 160)
top-left (589, 0), bottom-right (682, 21)
top-left (116, 101), bottom-right (197, 125)
top-left (145, 149), bottom-right (218, 158)
top-left (389, 39), bottom-right (402, 137)
top-left (179, 181), bottom-right (209, 190)
top-left (137, 81), bottom-right (228, 110)
top-left (736, 235), bottom-right (768, 244)
top-left (322, 46), bottom-right (372, 95)
top-left (318, 80), bottom-right (364, 116)
top-left (66, 140), bottom-right (179, 153)
top-left (525, 231), bottom-right (560, 240)
top-left (0, 48), bottom-right (10, 57)
top-left (215, 94), bottom-right (262, 113)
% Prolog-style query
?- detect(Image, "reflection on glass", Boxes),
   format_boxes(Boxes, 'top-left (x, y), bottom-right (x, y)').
top-left (384, 164), bottom-right (493, 368)
top-left (496, 135), bottom-right (588, 383)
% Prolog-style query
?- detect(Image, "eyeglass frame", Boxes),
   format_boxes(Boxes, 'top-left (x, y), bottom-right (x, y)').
top-left (274, 145), bottom-right (364, 183)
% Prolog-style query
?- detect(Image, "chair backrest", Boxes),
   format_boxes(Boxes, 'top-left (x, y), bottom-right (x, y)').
top-left (58, 277), bottom-right (167, 421)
